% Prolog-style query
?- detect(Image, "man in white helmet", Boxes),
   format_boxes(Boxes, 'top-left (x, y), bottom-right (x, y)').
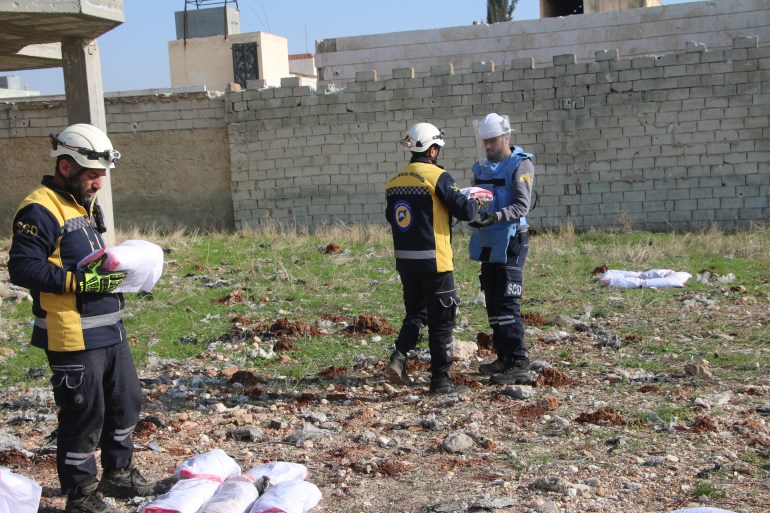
top-left (8, 124), bottom-right (168, 513)
top-left (467, 113), bottom-right (536, 385)
top-left (384, 122), bottom-right (482, 395)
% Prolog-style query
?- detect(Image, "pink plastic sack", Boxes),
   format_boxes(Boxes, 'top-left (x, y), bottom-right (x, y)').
top-left (174, 449), bottom-right (241, 482)
top-left (247, 480), bottom-right (321, 513)
top-left (142, 478), bottom-right (220, 513)
top-left (244, 462), bottom-right (308, 484)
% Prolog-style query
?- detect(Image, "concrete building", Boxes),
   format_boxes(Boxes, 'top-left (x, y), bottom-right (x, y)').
top-left (0, 75), bottom-right (39, 98)
top-left (168, 5), bottom-right (313, 91)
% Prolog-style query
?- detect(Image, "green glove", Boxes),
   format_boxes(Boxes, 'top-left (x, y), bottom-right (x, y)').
top-left (77, 258), bottom-right (126, 294)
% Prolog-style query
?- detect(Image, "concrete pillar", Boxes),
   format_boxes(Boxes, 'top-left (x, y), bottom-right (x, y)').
top-left (61, 37), bottom-right (116, 246)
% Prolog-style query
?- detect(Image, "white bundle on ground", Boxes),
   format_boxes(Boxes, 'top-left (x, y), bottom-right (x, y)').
top-left (247, 480), bottom-right (322, 513)
top-left (174, 448), bottom-right (241, 482)
top-left (597, 269), bottom-right (692, 289)
top-left (244, 462), bottom-right (309, 484)
top-left (77, 239), bottom-right (164, 293)
top-left (141, 478), bottom-right (220, 513)
top-left (668, 509), bottom-right (737, 513)
top-left (0, 467), bottom-right (41, 513)
top-left (198, 476), bottom-right (259, 513)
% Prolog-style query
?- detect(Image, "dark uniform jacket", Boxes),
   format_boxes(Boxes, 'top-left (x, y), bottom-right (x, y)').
top-left (385, 155), bottom-right (479, 273)
top-left (8, 176), bottom-right (125, 352)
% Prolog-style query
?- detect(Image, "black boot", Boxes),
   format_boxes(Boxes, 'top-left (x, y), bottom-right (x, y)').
top-left (429, 373), bottom-right (469, 395)
top-left (490, 359), bottom-right (534, 385)
top-left (65, 480), bottom-right (120, 513)
top-left (479, 355), bottom-right (514, 375)
top-left (98, 460), bottom-right (172, 498)
top-left (385, 350), bottom-right (410, 385)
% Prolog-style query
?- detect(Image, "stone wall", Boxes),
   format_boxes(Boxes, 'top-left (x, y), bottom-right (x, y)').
top-left (228, 36), bottom-right (770, 231)
top-left (0, 90), bottom-right (232, 232)
top-left (315, 0), bottom-right (770, 90)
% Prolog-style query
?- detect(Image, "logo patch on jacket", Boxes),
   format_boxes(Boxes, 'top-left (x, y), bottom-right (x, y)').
top-left (519, 173), bottom-right (533, 185)
top-left (394, 201), bottom-right (413, 232)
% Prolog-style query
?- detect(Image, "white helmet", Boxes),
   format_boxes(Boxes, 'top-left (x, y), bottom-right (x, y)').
top-left (50, 123), bottom-right (121, 170)
top-left (400, 122), bottom-right (445, 152)
top-left (476, 113), bottom-right (512, 140)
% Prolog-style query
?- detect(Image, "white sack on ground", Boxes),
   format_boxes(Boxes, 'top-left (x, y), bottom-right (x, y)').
top-left (244, 461), bottom-right (309, 484)
top-left (141, 478), bottom-right (220, 513)
top-left (174, 448), bottom-right (241, 482)
top-left (0, 467), bottom-right (41, 513)
top-left (199, 476), bottom-right (259, 513)
top-left (668, 509), bottom-right (737, 513)
top-left (248, 480), bottom-right (322, 513)
top-left (597, 269), bottom-right (692, 288)
top-left (77, 240), bottom-right (164, 293)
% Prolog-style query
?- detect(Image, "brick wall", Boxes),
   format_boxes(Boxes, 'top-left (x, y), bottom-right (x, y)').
top-left (228, 37), bottom-right (770, 231)
top-left (0, 90), bottom-right (233, 232)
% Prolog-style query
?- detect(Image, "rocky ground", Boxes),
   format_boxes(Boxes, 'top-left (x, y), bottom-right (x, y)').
top-left (1, 249), bottom-right (769, 513)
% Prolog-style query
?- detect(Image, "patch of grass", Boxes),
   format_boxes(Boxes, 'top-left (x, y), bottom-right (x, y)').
top-left (1, 226), bottom-right (769, 389)
top-left (692, 481), bottom-right (727, 499)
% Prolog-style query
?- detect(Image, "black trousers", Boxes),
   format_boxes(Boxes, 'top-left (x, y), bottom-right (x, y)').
top-left (46, 342), bottom-right (142, 495)
top-left (479, 231), bottom-right (529, 362)
top-left (394, 271), bottom-right (459, 376)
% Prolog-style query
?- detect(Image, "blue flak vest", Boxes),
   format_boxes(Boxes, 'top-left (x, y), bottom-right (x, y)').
top-left (469, 148), bottom-right (532, 263)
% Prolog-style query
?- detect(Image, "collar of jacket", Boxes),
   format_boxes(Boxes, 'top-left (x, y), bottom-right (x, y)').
top-left (41, 174), bottom-right (96, 210)
top-left (409, 154), bottom-right (444, 169)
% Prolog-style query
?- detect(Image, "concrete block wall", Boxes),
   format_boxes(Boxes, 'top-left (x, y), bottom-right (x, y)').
top-left (227, 36), bottom-right (770, 231)
top-left (0, 90), bottom-right (233, 232)
top-left (316, 0), bottom-right (770, 90)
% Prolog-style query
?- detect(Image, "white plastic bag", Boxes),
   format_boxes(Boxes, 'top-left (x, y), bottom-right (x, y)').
top-left (244, 462), bottom-right (308, 484)
top-left (247, 480), bottom-right (322, 513)
top-left (199, 476), bottom-right (259, 513)
top-left (668, 509), bottom-right (737, 513)
top-left (0, 467), bottom-right (41, 513)
top-left (174, 449), bottom-right (241, 482)
top-left (77, 239), bottom-right (164, 293)
top-left (597, 269), bottom-right (691, 289)
top-left (142, 477), bottom-right (220, 513)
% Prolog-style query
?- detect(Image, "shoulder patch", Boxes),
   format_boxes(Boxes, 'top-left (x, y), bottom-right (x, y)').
top-left (519, 173), bottom-right (533, 185)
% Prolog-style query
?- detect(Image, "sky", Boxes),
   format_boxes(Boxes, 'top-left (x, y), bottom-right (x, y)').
top-left (9, 0), bottom-right (696, 96)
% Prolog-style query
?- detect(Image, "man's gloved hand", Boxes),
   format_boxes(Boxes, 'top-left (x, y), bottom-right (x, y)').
top-left (76, 258), bottom-right (126, 294)
top-left (469, 211), bottom-right (500, 228)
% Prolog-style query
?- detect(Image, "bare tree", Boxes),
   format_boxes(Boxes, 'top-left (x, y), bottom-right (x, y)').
top-left (487, 0), bottom-right (519, 24)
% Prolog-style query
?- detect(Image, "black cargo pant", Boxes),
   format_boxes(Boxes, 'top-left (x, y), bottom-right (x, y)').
top-left (479, 231), bottom-right (529, 362)
top-left (394, 271), bottom-right (459, 376)
top-left (46, 342), bottom-right (142, 495)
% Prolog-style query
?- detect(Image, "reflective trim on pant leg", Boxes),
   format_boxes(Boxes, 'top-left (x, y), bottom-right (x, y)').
top-left (65, 451), bottom-right (94, 467)
top-left (111, 424), bottom-right (136, 442)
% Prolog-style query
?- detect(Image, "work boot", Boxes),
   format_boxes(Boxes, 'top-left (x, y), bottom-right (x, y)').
top-left (65, 481), bottom-right (120, 513)
top-left (385, 350), bottom-right (410, 385)
top-left (99, 462), bottom-right (166, 498)
top-left (479, 355), bottom-right (514, 375)
top-left (490, 359), bottom-right (534, 385)
top-left (428, 373), bottom-right (469, 395)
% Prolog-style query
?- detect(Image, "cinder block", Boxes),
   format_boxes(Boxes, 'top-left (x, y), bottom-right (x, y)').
top-left (510, 57), bottom-right (534, 70)
top-left (471, 61), bottom-right (494, 73)
top-left (355, 70), bottom-right (377, 82)
top-left (393, 67), bottom-right (414, 79)
top-left (595, 49), bottom-right (618, 62)
top-left (733, 36), bottom-right (758, 49)
top-left (431, 63), bottom-right (454, 76)
top-left (553, 54), bottom-right (576, 66)
top-left (686, 41), bottom-right (707, 53)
